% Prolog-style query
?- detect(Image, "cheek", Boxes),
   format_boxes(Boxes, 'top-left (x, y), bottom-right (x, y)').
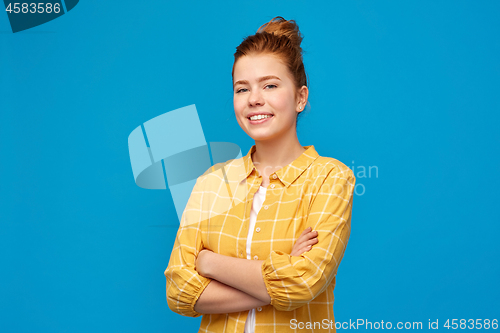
top-left (233, 97), bottom-right (246, 115)
top-left (269, 91), bottom-right (295, 112)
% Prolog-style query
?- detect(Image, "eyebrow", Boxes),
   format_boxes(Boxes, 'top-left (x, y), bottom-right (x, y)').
top-left (233, 75), bottom-right (281, 88)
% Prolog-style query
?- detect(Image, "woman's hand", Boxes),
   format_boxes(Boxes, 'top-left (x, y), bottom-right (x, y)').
top-left (195, 249), bottom-right (213, 278)
top-left (290, 227), bottom-right (318, 257)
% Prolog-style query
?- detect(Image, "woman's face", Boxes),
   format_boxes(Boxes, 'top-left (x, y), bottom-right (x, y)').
top-left (233, 53), bottom-right (303, 143)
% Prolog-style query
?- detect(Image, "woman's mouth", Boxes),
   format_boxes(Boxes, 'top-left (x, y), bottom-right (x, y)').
top-left (248, 114), bottom-right (273, 124)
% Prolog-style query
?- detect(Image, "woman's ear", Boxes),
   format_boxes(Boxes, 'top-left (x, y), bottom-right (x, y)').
top-left (296, 86), bottom-right (309, 112)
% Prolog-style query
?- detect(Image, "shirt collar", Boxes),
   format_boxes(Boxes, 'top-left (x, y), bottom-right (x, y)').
top-left (240, 145), bottom-right (320, 187)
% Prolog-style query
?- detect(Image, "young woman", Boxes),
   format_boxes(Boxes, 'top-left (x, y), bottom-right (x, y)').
top-left (165, 17), bottom-right (356, 332)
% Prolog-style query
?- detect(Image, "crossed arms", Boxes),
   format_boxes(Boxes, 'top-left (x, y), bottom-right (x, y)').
top-left (193, 228), bottom-right (318, 314)
top-left (164, 168), bottom-right (355, 317)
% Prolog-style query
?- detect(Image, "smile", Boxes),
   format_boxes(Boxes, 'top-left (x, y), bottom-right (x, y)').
top-left (248, 114), bottom-right (274, 124)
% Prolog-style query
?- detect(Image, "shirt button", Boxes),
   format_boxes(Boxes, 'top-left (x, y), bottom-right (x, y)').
top-left (264, 205), bottom-right (268, 210)
top-left (253, 255), bottom-right (259, 260)
top-left (270, 184), bottom-right (275, 189)
top-left (256, 227), bottom-right (261, 233)
top-left (272, 174), bottom-right (277, 179)
top-left (257, 307), bottom-right (262, 312)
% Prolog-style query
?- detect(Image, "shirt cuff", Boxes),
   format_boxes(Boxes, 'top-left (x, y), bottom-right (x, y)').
top-left (167, 272), bottom-right (212, 317)
top-left (190, 277), bottom-right (212, 317)
top-left (261, 250), bottom-right (306, 311)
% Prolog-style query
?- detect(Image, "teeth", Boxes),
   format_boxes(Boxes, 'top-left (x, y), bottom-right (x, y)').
top-left (249, 114), bottom-right (272, 121)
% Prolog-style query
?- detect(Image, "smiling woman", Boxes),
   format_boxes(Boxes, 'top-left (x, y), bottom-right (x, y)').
top-left (164, 16), bottom-right (356, 333)
top-left (233, 54), bottom-right (308, 151)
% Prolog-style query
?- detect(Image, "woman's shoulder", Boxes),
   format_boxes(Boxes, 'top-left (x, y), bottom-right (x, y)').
top-left (196, 156), bottom-right (246, 186)
top-left (310, 155), bottom-right (355, 179)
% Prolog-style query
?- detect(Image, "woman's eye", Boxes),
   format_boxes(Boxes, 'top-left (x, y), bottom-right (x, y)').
top-left (265, 84), bottom-right (277, 89)
top-left (235, 88), bottom-right (248, 93)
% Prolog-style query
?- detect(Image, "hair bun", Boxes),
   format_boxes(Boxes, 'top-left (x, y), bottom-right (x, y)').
top-left (257, 16), bottom-right (303, 51)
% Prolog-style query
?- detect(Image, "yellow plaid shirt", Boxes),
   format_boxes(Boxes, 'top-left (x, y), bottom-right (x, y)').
top-left (164, 145), bottom-right (356, 332)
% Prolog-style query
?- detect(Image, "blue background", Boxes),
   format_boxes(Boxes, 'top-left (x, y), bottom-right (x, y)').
top-left (1, 1), bottom-right (499, 332)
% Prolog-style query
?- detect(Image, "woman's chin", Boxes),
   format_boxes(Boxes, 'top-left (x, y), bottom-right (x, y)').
top-left (248, 133), bottom-right (278, 143)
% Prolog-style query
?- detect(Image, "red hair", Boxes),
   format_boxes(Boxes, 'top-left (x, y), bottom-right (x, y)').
top-left (232, 16), bottom-right (308, 90)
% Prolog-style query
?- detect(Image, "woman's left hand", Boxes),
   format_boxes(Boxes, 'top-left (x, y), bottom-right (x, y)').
top-left (195, 249), bottom-right (213, 278)
top-left (290, 227), bottom-right (318, 257)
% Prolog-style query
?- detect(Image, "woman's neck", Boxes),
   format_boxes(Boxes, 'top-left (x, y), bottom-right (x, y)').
top-left (251, 134), bottom-right (306, 186)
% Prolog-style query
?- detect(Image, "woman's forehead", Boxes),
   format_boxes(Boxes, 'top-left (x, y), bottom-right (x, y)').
top-left (233, 54), bottom-right (290, 82)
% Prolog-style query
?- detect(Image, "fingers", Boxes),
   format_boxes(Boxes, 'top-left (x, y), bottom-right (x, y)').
top-left (297, 237), bottom-right (319, 252)
top-left (296, 228), bottom-right (318, 245)
top-left (300, 227), bottom-right (312, 236)
top-left (291, 227), bottom-right (319, 257)
top-left (293, 240), bottom-right (318, 256)
top-left (306, 236), bottom-right (319, 246)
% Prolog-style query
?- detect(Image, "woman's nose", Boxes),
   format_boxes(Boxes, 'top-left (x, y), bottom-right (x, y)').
top-left (248, 89), bottom-right (264, 106)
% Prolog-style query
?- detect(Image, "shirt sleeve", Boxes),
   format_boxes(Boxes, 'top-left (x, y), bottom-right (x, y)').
top-left (164, 176), bottom-right (212, 317)
top-left (261, 167), bottom-right (356, 311)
